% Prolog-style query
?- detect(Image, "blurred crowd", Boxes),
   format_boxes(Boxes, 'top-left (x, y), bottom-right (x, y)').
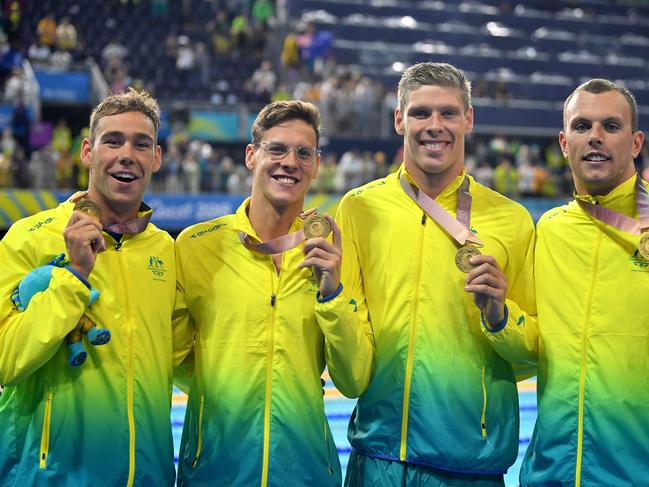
top-left (4, 116), bottom-right (649, 197)
top-left (1, 3), bottom-right (649, 198)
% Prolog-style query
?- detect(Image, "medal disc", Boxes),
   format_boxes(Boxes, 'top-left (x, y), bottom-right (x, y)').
top-left (639, 232), bottom-right (649, 260)
top-left (304, 214), bottom-right (331, 239)
top-left (74, 199), bottom-right (102, 218)
top-left (455, 245), bottom-right (481, 273)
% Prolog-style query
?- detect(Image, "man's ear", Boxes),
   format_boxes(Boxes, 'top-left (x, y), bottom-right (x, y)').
top-left (245, 144), bottom-right (256, 171)
top-left (394, 107), bottom-right (404, 136)
top-left (559, 131), bottom-right (568, 158)
top-left (80, 138), bottom-right (93, 168)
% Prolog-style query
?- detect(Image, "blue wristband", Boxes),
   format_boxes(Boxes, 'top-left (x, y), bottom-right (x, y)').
top-left (317, 283), bottom-right (343, 303)
top-left (481, 305), bottom-right (509, 333)
top-left (65, 266), bottom-right (91, 290)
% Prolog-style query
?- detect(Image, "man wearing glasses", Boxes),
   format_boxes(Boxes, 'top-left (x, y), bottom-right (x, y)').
top-left (172, 100), bottom-right (374, 486)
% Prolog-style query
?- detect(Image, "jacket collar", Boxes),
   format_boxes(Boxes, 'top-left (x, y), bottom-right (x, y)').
top-left (574, 174), bottom-right (639, 217)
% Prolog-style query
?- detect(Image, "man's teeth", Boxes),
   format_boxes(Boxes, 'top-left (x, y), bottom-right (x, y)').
top-left (275, 176), bottom-right (297, 184)
top-left (585, 155), bottom-right (608, 161)
top-left (114, 172), bottom-right (136, 181)
top-left (423, 142), bottom-right (446, 149)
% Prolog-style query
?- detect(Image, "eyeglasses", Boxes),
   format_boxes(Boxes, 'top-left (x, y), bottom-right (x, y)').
top-left (258, 141), bottom-right (320, 166)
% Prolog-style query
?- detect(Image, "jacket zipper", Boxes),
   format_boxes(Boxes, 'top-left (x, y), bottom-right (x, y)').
top-left (192, 394), bottom-right (205, 468)
top-left (261, 262), bottom-right (280, 487)
top-left (399, 211), bottom-right (427, 461)
top-left (116, 243), bottom-right (136, 487)
top-left (481, 366), bottom-right (488, 438)
top-left (575, 231), bottom-right (601, 487)
top-left (39, 390), bottom-right (53, 469)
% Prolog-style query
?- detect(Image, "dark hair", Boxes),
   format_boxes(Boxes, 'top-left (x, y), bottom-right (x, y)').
top-left (89, 88), bottom-right (160, 142)
top-left (563, 79), bottom-right (638, 131)
top-left (251, 100), bottom-right (321, 146)
top-left (398, 62), bottom-right (471, 112)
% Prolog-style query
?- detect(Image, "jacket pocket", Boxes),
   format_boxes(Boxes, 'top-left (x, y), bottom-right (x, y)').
top-left (191, 394), bottom-right (205, 468)
top-left (480, 366), bottom-right (488, 438)
top-left (39, 390), bottom-right (53, 469)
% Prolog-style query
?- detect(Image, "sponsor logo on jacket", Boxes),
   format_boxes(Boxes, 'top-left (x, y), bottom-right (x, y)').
top-left (148, 255), bottom-right (167, 281)
top-left (28, 217), bottom-right (55, 231)
top-left (630, 249), bottom-right (649, 272)
top-left (190, 223), bottom-right (227, 238)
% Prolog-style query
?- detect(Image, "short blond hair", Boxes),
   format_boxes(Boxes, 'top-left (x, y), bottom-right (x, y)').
top-left (89, 88), bottom-right (160, 142)
top-left (251, 100), bottom-right (322, 146)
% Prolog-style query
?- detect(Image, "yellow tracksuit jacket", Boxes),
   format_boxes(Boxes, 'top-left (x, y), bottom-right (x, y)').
top-left (337, 167), bottom-right (536, 476)
top-left (173, 198), bottom-right (374, 486)
top-left (486, 175), bottom-right (649, 486)
top-left (0, 195), bottom-right (177, 486)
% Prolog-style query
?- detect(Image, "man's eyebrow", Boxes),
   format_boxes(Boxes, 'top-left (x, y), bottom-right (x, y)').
top-left (99, 131), bottom-right (154, 142)
top-left (570, 117), bottom-right (590, 126)
top-left (601, 116), bottom-right (624, 125)
top-left (99, 131), bottom-right (125, 139)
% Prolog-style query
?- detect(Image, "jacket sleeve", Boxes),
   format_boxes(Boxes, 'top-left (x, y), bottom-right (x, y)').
top-left (316, 198), bottom-right (375, 399)
top-left (171, 238), bottom-right (196, 392)
top-left (482, 210), bottom-right (539, 378)
top-left (0, 224), bottom-right (88, 386)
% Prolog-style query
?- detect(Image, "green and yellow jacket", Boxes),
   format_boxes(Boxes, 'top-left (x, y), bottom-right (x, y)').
top-left (173, 199), bottom-right (374, 487)
top-left (0, 195), bottom-right (177, 487)
top-left (488, 175), bottom-right (649, 486)
top-left (337, 167), bottom-right (536, 476)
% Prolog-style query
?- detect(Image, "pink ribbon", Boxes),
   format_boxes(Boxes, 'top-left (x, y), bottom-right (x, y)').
top-left (400, 173), bottom-right (483, 246)
top-left (577, 175), bottom-right (649, 234)
top-left (238, 209), bottom-right (318, 255)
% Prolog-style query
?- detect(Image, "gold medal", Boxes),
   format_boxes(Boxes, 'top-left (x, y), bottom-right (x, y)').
top-left (304, 214), bottom-right (331, 239)
top-left (455, 245), bottom-right (481, 273)
top-left (639, 232), bottom-right (649, 260)
top-left (74, 199), bottom-right (102, 218)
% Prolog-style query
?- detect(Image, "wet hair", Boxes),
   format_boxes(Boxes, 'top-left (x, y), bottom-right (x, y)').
top-left (251, 100), bottom-right (321, 146)
top-left (563, 79), bottom-right (639, 131)
top-left (89, 88), bottom-right (160, 142)
top-left (397, 62), bottom-right (471, 113)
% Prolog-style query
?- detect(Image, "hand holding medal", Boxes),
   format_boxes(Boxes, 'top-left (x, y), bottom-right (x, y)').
top-left (64, 198), bottom-right (106, 279)
top-left (464, 253), bottom-right (508, 327)
top-left (298, 213), bottom-right (342, 298)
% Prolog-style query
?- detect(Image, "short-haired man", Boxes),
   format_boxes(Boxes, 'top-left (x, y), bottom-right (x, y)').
top-left (336, 62), bottom-right (536, 486)
top-left (0, 89), bottom-right (178, 485)
top-left (484, 79), bottom-right (648, 486)
top-left (173, 100), bottom-right (374, 486)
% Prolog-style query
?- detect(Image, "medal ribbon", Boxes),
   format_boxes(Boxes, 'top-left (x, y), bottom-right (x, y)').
top-left (238, 208), bottom-right (317, 255)
top-left (399, 173), bottom-right (483, 246)
top-left (71, 192), bottom-right (152, 236)
top-left (576, 175), bottom-right (649, 234)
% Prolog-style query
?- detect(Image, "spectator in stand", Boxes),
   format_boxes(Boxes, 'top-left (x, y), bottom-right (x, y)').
top-left (29, 143), bottom-right (57, 189)
top-left (36, 13), bottom-right (57, 48)
top-left (250, 59), bottom-right (277, 102)
top-left (251, 0), bottom-right (274, 29)
top-left (10, 145), bottom-right (27, 188)
top-left (27, 39), bottom-right (51, 66)
top-left (10, 101), bottom-right (29, 157)
top-left (4, 67), bottom-right (33, 105)
top-left (0, 151), bottom-right (10, 187)
top-left (101, 37), bottom-right (129, 65)
top-left (55, 16), bottom-right (78, 53)
top-left (49, 47), bottom-right (73, 71)
top-left (175, 35), bottom-right (195, 72)
top-left (1, 126), bottom-right (16, 159)
top-left (230, 14), bottom-right (251, 58)
top-left (335, 148), bottom-right (364, 192)
top-left (0, 40), bottom-right (23, 85)
top-left (493, 154), bottom-right (519, 197)
top-left (52, 119), bottom-right (72, 156)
